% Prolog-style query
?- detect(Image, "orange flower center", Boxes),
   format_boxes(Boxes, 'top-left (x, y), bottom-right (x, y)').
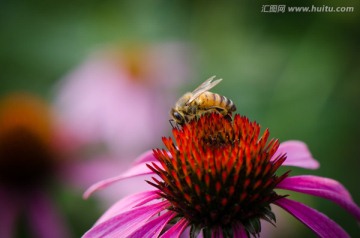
top-left (148, 113), bottom-right (289, 236)
top-left (0, 94), bottom-right (57, 189)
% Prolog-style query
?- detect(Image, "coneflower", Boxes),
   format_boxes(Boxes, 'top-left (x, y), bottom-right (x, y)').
top-left (83, 113), bottom-right (360, 238)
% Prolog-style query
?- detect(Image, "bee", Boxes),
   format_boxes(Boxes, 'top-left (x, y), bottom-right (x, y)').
top-left (170, 76), bottom-right (236, 127)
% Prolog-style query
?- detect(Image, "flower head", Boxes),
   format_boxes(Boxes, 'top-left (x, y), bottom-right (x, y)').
top-left (149, 114), bottom-right (288, 236)
top-left (83, 113), bottom-right (360, 238)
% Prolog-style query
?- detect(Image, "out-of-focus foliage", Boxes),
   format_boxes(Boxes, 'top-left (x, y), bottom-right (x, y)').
top-left (1, 0), bottom-right (359, 237)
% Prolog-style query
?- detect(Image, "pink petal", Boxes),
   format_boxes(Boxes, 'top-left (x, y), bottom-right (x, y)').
top-left (273, 140), bottom-right (320, 169)
top-left (274, 198), bottom-right (349, 238)
top-left (95, 190), bottom-right (161, 225)
top-left (160, 218), bottom-right (189, 238)
top-left (128, 211), bottom-right (176, 238)
top-left (83, 161), bottom-right (161, 199)
top-left (233, 223), bottom-right (248, 238)
top-left (133, 150), bottom-right (158, 165)
top-left (83, 200), bottom-right (170, 238)
top-left (276, 175), bottom-right (360, 220)
top-left (0, 188), bottom-right (19, 238)
top-left (26, 191), bottom-right (70, 238)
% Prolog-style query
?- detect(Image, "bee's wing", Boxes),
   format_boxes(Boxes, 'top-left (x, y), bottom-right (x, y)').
top-left (187, 76), bottom-right (222, 104)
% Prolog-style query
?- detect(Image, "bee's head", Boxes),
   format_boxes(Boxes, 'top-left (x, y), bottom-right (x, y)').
top-left (170, 108), bottom-right (185, 126)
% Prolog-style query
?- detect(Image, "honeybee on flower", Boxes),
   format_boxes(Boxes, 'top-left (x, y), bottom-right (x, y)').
top-left (170, 76), bottom-right (236, 126)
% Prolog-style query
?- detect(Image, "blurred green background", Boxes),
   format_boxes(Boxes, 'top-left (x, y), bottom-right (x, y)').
top-left (1, 0), bottom-right (359, 237)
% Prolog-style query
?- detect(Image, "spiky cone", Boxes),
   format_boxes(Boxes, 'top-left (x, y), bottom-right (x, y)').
top-left (148, 114), bottom-right (288, 236)
top-left (83, 113), bottom-right (360, 238)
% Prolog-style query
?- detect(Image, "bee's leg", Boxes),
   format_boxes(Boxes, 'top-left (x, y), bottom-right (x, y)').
top-left (208, 107), bottom-right (233, 122)
top-left (169, 119), bottom-right (176, 129)
top-left (224, 113), bottom-right (233, 122)
top-left (169, 119), bottom-right (182, 130)
top-left (207, 106), bottom-right (226, 114)
top-left (189, 106), bottom-right (197, 115)
top-left (185, 109), bottom-right (197, 122)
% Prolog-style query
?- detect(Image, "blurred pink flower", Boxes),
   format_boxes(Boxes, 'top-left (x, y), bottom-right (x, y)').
top-left (54, 43), bottom-right (192, 159)
top-left (83, 113), bottom-right (360, 238)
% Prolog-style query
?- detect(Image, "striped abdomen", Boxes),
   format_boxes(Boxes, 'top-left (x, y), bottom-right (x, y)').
top-left (192, 91), bottom-right (236, 113)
